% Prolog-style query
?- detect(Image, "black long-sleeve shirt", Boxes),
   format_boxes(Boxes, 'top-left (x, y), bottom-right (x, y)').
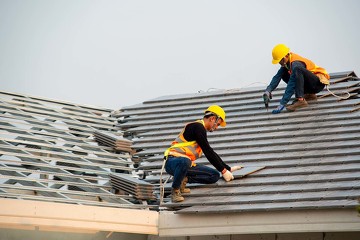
top-left (182, 121), bottom-right (231, 172)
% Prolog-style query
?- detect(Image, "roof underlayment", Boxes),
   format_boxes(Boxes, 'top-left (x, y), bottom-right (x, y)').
top-left (1, 71), bottom-right (360, 236)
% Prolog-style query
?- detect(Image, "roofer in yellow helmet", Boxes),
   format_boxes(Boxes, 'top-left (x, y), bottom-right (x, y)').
top-left (163, 105), bottom-right (242, 202)
top-left (264, 44), bottom-right (330, 114)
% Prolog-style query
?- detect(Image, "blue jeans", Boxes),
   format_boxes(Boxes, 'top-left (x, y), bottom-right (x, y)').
top-left (165, 156), bottom-right (220, 189)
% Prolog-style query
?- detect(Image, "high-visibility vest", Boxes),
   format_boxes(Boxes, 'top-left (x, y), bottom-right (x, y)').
top-left (289, 53), bottom-right (330, 85)
top-left (164, 120), bottom-right (204, 161)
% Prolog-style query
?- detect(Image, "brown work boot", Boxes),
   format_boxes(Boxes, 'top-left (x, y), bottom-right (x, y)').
top-left (180, 176), bottom-right (191, 193)
top-left (286, 99), bottom-right (308, 112)
top-left (304, 94), bottom-right (317, 101)
top-left (171, 188), bottom-right (184, 202)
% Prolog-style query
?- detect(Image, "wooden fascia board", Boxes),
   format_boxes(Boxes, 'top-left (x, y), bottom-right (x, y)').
top-left (0, 198), bottom-right (158, 235)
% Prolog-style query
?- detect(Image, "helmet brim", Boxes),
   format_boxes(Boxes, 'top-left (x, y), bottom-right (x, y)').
top-left (220, 120), bottom-right (226, 127)
top-left (272, 58), bottom-right (281, 64)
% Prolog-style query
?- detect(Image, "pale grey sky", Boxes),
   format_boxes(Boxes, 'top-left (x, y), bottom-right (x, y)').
top-left (1, 0), bottom-right (359, 109)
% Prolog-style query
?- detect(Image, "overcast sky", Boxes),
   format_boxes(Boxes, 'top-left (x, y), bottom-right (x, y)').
top-left (1, 0), bottom-right (359, 110)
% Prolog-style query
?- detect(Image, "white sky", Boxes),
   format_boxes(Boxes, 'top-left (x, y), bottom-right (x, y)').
top-left (1, 0), bottom-right (359, 109)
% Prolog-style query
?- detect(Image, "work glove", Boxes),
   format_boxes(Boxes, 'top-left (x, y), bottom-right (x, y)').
top-left (263, 91), bottom-right (272, 101)
top-left (263, 91), bottom-right (272, 111)
top-left (222, 170), bottom-right (234, 182)
top-left (230, 166), bottom-right (243, 172)
top-left (272, 104), bottom-right (285, 114)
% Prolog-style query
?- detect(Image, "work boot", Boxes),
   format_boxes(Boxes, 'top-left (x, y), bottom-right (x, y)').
top-left (180, 177), bottom-right (191, 193)
top-left (286, 99), bottom-right (308, 112)
top-left (171, 188), bottom-right (184, 202)
top-left (304, 94), bottom-right (317, 101)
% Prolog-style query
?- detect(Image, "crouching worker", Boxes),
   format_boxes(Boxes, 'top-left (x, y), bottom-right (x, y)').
top-left (164, 105), bottom-right (242, 202)
top-left (264, 44), bottom-right (330, 114)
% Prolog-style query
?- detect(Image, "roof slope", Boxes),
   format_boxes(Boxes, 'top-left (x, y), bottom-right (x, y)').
top-left (117, 71), bottom-right (360, 214)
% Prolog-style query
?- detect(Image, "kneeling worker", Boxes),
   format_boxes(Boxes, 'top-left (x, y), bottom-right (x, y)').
top-left (164, 105), bottom-right (242, 202)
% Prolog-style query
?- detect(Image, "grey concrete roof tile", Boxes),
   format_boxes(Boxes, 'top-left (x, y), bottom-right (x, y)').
top-left (134, 73), bottom-right (360, 213)
top-left (176, 199), bottom-right (358, 214)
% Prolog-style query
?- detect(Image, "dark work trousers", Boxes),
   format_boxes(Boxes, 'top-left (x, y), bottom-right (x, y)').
top-left (283, 63), bottom-right (325, 98)
top-left (165, 156), bottom-right (220, 189)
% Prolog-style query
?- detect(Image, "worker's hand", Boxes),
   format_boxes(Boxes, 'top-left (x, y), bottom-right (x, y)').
top-left (263, 91), bottom-right (272, 100)
top-left (230, 166), bottom-right (243, 172)
top-left (272, 104), bottom-right (285, 114)
top-left (222, 170), bottom-right (234, 182)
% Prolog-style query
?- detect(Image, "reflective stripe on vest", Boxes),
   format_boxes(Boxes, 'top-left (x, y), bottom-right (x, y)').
top-left (164, 120), bottom-right (204, 161)
top-left (289, 53), bottom-right (330, 85)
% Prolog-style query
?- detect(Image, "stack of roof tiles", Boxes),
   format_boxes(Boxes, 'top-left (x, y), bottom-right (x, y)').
top-left (110, 173), bottom-right (156, 200)
top-left (94, 130), bottom-right (135, 154)
top-left (116, 71), bottom-right (360, 213)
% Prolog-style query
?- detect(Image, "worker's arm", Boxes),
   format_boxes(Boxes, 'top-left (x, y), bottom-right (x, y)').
top-left (183, 122), bottom-right (231, 172)
top-left (265, 67), bottom-right (287, 93)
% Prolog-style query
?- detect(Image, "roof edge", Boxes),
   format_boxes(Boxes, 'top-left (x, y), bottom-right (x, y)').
top-left (159, 208), bottom-right (360, 237)
top-left (0, 198), bottom-right (158, 235)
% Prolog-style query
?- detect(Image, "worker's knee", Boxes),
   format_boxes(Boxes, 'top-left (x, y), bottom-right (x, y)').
top-left (293, 65), bottom-right (304, 76)
top-left (293, 64), bottom-right (310, 79)
top-left (207, 171), bottom-right (221, 184)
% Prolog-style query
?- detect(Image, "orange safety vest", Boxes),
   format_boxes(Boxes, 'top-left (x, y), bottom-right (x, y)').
top-left (289, 53), bottom-right (330, 84)
top-left (166, 120), bottom-right (204, 161)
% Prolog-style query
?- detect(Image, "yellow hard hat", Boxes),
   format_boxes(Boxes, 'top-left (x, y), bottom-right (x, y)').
top-left (204, 105), bottom-right (226, 127)
top-left (272, 44), bottom-right (290, 64)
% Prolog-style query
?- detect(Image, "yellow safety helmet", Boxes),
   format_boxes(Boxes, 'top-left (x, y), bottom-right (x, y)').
top-left (272, 44), bottom-right (290, 64)
top-left (204, 105), bottom-right (226, 127)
